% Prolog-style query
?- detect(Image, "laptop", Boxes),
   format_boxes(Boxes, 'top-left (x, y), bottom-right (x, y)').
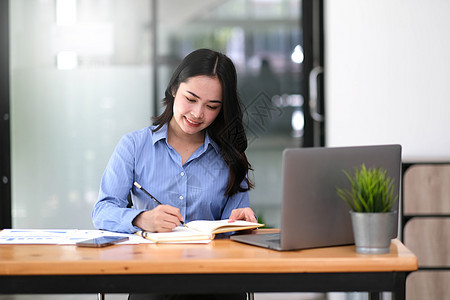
top-left (231, 144), bottom-right (402, 251)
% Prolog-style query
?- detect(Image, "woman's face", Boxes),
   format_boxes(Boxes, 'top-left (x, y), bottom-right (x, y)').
top-left (171, 75), bottom-right (222, 138)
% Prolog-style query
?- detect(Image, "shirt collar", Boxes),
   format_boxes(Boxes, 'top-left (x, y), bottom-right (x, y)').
top-left (151, 124), bottom-right (168, 145)
top-left (151, 123), bottom-right (221, 154)
top-left (204, 130), bottom-right (220, 154)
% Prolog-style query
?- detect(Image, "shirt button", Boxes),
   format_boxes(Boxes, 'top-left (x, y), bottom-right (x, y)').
top-left (179, 195), bottom-right (184, 200)
top-left (180, 172), bottom-right (185, 176)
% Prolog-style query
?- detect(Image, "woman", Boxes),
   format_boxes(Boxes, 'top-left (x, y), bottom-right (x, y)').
top-left (92, 48), bottom-right (256, 235)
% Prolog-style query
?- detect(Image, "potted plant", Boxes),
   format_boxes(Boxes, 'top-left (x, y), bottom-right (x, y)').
top-left (337, 164), bottom-right (398, 254)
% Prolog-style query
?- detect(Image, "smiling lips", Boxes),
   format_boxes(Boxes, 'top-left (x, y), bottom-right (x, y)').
top-left (184, 116), bottom-right (202, 127)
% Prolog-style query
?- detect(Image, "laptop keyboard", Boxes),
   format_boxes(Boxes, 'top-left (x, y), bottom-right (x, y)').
top-left (262, 233), bottom-right (281, 243)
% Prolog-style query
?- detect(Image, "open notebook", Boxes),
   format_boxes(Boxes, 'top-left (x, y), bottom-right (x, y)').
top-left (137, 219), bottom-right (264, 243)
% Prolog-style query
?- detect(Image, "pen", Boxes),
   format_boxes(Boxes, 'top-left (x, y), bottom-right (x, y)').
top-left (133, 181), bottom-right (188, 228)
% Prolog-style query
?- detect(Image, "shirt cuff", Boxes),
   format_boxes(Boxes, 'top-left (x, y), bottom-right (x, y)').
top-left (125, 209), bottom-right (147, 233)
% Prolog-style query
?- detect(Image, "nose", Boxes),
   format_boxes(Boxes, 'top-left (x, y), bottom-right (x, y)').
top-left (191, 105), bottom-right (204, 119)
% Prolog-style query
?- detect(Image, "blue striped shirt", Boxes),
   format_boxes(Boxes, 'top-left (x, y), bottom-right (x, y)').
top-left (92, 124), bottom-right (250, 233)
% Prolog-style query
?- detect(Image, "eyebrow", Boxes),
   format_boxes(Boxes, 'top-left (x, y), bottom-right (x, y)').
top-left (187, 90), bottom-right (200, 99)
top-left (187, 90), bottom-right (222, 103)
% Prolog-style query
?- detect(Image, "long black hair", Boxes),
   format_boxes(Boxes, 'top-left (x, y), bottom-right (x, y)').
top-left (153, 48), bottom-right (254, 196)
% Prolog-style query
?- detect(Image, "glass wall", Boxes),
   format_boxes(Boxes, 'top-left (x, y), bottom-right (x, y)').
top-left (10, 0), bottom-right (303, 231)
top-left (10, 0), bottom-right (153, 229)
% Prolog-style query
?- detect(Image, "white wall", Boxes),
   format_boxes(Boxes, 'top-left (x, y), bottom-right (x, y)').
top-left (325, 0), bottom-right (450, 162)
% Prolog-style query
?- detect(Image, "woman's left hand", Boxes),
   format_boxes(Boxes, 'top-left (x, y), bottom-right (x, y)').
top-left (229, 207), bottom-right (257, 223)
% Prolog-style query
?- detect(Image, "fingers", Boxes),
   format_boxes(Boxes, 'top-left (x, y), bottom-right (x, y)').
top-left (132, 205), bottom-right (184, 232)
top-left (160, 204), bottom-right (184, 223)
top-left (153, 205), bottom-right (184, 232)
top-left (229, 207), bottom-right (257, 223)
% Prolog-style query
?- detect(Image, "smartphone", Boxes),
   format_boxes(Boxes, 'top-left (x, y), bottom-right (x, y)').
top-left (76, 236), bottom-right (129, 248)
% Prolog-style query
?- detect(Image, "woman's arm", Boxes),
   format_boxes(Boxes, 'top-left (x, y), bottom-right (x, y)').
top-left (92, 134), bottom-right (144, 233)
top-left (220, 179), bottom-right (256, 222)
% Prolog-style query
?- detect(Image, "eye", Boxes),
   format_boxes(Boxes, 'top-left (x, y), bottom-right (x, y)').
top-left (207, 105), bottom-right (220, 110)
top-left (185, 97), bottom-right (195, 103)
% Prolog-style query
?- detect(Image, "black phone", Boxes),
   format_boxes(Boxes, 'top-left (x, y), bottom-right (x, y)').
top-left (76, 236), bottom-right (129, 248)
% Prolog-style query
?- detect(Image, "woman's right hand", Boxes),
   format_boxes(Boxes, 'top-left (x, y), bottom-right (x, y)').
top-left (132, 205), bottom-right (184, 232)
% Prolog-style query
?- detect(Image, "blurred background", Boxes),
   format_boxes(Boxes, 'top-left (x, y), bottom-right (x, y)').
top-left (9, 0), bottom-right (304, 230)
top-left (3, 0), bottom-right (450, 299)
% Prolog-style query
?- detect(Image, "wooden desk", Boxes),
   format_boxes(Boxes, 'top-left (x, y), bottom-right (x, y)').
top-left (0, 233), bottom-right (418, 299)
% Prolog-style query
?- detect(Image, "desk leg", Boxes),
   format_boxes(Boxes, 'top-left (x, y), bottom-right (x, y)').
top-left (98, 293), bottom-right (105, 300)
top-left (368, 292), bottom-right (380, 300)
top-left (393, 272), bottom-right (406, 300)
top-left (394, 288), bottom-right (405, 300)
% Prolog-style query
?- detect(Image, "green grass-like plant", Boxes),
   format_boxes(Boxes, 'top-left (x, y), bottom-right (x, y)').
top-left (336, 164), bottom-right (398, 213)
